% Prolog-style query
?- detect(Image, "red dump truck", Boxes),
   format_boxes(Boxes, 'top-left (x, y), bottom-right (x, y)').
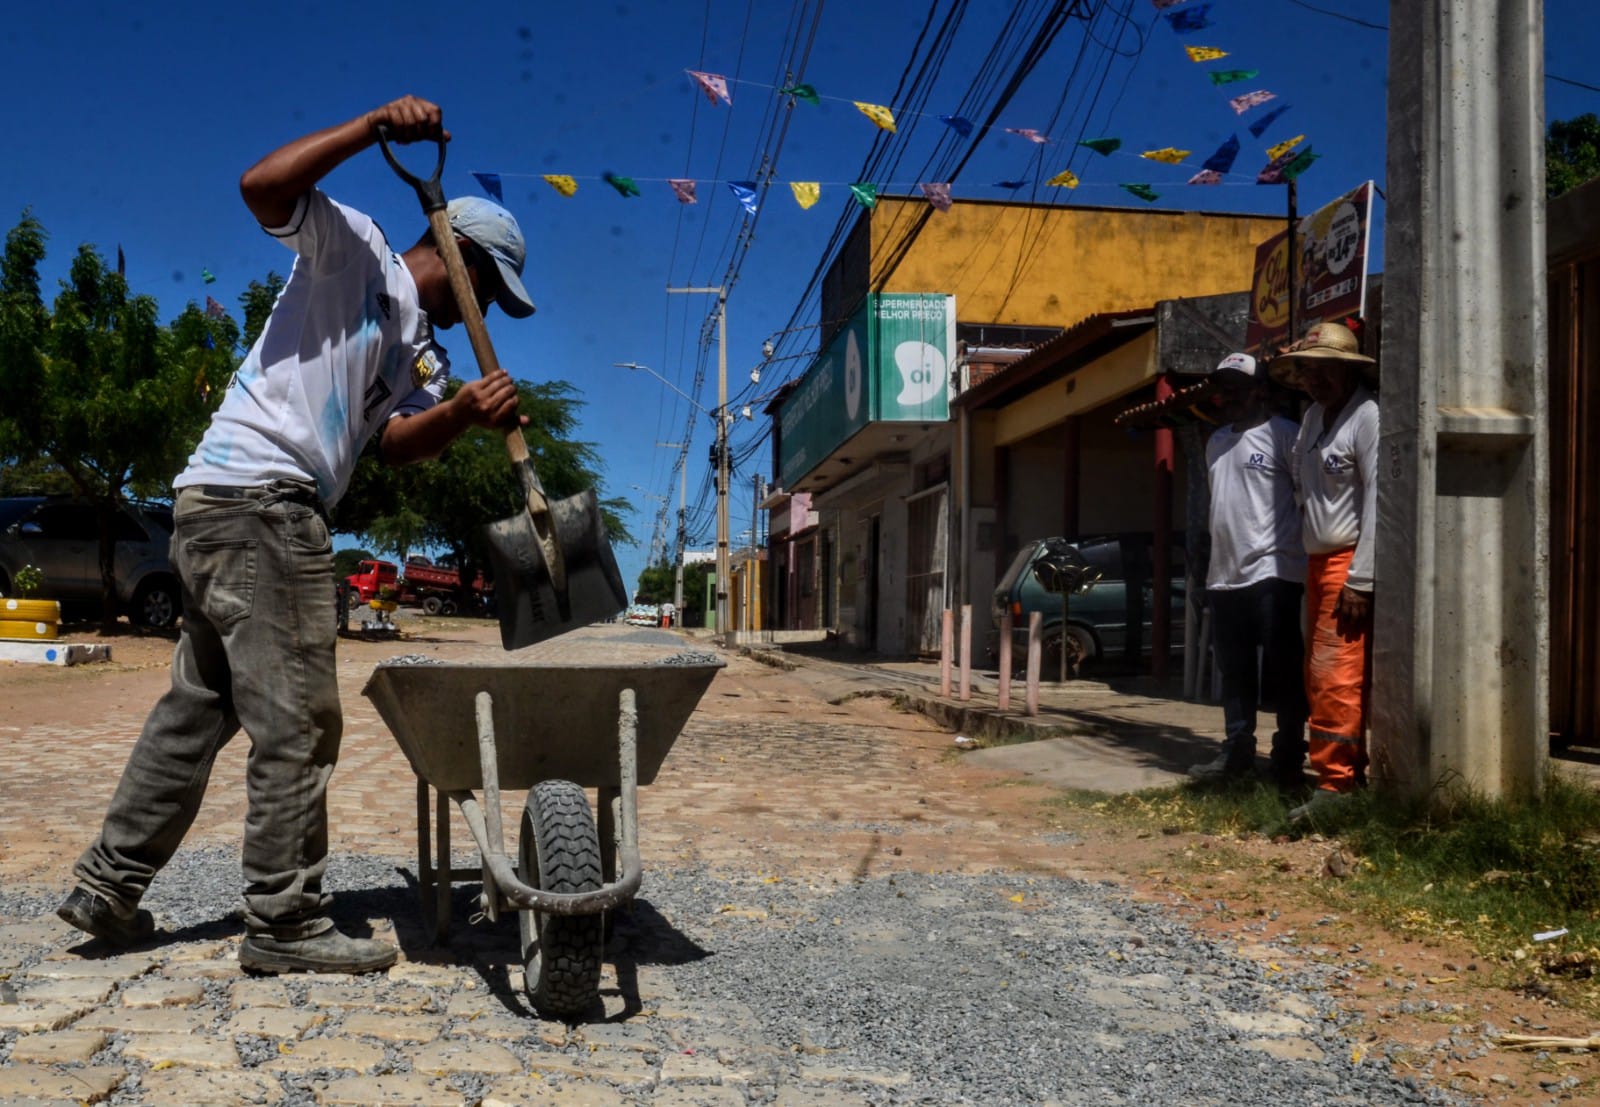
top-left (344, 558), bottom-right (490, 615)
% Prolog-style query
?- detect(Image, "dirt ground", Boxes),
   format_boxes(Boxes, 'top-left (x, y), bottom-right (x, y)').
top-left (3, 622), bottom-right (1595, 1105)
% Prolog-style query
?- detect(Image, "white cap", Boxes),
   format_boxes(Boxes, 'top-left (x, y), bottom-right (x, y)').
top-left (1214, 352), bottom-right (1261, 380)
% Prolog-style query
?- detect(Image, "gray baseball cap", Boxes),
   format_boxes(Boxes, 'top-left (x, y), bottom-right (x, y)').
top-left (446, 197), bottom-right (536, 318)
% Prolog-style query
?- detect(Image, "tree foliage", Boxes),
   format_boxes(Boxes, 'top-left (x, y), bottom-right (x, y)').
top-left (335, 378), bottom-right (633, 593)
top-left (1548, 113), bottom-right (1600, 199)
top-left (634, 561), bottom-right (676, 604)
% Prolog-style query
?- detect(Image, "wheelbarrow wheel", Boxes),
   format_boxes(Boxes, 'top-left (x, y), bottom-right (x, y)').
top-left (518, 780), bottom-right (604, 1018)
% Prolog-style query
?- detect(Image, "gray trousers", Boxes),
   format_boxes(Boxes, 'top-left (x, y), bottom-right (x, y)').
top-left (74, 482), bottom-right (340, 939)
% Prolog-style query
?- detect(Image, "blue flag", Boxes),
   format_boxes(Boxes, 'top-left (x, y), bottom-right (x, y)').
top-left (728, 180), bottom-right (759, 215)
top-left (993, 179), bottom-right (1030, 190)
top-left (939, 114), bottom-right (974, 137)
top-left (1202, 135), bottom-right (1240, 174)
top-left (472, 173), bottom-right (504, 202)
top-left (1165, 3), bottom-right (1212, 32)
top-left (1248, 104), bottom-right (1292, 138)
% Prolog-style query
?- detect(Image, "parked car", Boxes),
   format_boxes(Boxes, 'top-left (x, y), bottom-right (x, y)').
top-left (0, 496), bottom-right (181, 627)
top-left (990, 533), bottom-right (1186, 674)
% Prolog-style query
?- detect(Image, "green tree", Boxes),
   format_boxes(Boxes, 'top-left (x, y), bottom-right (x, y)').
top-left (634, 561), bottom-right (676, 604)
top-left (336, 379), bottom-right (633, 597)
top-left (333, 548), bottom-right (376, 579)
top-left (0, 215), bottom-right (237, 627)
top-left (1548, 113), bottom-right (1600, 199)
top-left (681, 560), bottom-right (714, 625)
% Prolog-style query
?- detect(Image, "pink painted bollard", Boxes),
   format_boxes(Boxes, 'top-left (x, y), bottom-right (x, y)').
top-left (998, 612), bottom-right (1013, 712)
top-left (1025, 610), bottom-right (1042, 717)
top-left (959, 604), bottom-right (972, 702)
top-left (939, 609), bottom-right (954, 697)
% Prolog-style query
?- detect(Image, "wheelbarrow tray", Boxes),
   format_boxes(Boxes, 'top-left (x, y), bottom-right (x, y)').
top-left (362, 628), bottom-right (722, 793)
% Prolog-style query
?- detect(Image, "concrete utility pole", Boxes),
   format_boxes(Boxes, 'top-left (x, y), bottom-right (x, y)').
top-left (1374, 0), bottom-right (1548, 799)
top-left (668, 286), bottom-right (730, 636)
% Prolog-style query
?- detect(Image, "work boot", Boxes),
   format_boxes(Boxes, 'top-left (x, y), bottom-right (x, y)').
top-left (1287, 789), bottom-right (1356, 827)
top-left (56, 886), bottom-right (155, 948)
top-left (1186, 742), bottom-right (1255, 784)
top-left (1268, 749), bottom-right (1310, 796)
top-left (240, 928), bottom-right (398, 975)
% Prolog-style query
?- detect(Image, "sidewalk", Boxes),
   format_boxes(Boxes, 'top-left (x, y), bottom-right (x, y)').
top-left (734, 639), bottom-right (1227, 794)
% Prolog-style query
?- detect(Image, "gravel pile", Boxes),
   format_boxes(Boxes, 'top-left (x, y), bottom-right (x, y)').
top-left (3, 849), bottom-right (1473, 1106)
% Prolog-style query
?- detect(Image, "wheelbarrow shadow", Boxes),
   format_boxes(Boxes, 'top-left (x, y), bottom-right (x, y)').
top-left (391, 867), bottom-right (711, 1024)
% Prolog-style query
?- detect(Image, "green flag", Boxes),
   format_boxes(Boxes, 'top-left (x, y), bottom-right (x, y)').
top-left (1208, 68), bottom-right (1259, 86)
top-left (1079, 137), bottom-right (1121, 156)
top-left (849, 182), bottom-right (879, 209)
top-left (1281, 149), bottom-right (1319, 181)
top-left (1120, 183), bottom-right (1160, 203)
top-left (603, 173), bottom-right (641, 198)
top-left (780, 83), bottom-right (820, 106)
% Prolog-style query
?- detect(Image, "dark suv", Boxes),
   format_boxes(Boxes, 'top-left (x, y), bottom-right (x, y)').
top-left (0, 497), bottom-right (181, 627)
top-left (991, 533), bottom-right (1186, 673)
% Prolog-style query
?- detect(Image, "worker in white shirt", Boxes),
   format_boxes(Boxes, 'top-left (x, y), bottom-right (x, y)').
top-left (1188, 352), bottom-right (1309, 791)
top-left (1269, 321), bottom-right (1379, 824)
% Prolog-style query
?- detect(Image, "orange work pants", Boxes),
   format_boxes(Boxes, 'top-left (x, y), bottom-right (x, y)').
top-left (1305, 548), bottom-right (1370, 793)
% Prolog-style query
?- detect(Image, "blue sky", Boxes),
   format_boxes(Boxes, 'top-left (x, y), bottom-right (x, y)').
top-left (5, 1), bottom-right (1596, 593)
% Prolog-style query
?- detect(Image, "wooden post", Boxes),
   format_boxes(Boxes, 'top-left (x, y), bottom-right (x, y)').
top-left (1025, 611), bottom-right (1042, 717)
top-left (959, 604), bottom-right (972, 701)
top-left (998, 612), bottom-right (1013, 711)
top-left (940, 609), bottom-right (954, 697)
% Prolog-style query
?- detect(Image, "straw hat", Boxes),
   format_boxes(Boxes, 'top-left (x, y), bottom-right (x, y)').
top-left (1268, 320), bottom-right (1377, 388)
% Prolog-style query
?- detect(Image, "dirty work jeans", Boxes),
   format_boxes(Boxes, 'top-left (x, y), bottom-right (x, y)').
top-left (74, 483), bottom-right (340, 939)
top-left (1209, 576), bottom-right (1308, 768)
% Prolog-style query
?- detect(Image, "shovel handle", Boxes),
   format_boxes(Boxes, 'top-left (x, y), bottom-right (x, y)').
top-left (376, 125), bottom-right (547, 498)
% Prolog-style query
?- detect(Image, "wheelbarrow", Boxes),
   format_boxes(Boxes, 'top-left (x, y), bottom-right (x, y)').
top-left (361, 628), bottom-right (722, 1017)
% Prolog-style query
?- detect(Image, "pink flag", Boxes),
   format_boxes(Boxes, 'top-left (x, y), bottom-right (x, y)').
top-left (920, 183), bottom-right (953, 211)
top-left (1228, 89), bottom-right (1277, 115)
top-left (1186, 169), bottom-right (1223, 185)
top-left (668, 179), bottom-right (698, 204)
top-left (1005, 127), bottom-right (1049, 144)
top-left (686, 70), bottom-right (731, 106)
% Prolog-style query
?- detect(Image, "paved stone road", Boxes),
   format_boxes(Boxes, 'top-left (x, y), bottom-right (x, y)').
top-left (0, 622), bottom-right (1090, 1105)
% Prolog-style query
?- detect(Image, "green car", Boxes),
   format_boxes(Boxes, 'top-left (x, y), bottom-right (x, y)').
top-left (990, 533), bottom-right (1187, 674)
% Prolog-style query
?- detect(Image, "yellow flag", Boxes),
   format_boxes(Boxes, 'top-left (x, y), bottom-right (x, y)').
top-left (1046, 170), bottom-right (1079, 188)
top-left (1185, 45), bottom-right (1229, 62)
top-left (542, 174), bottom-right (578, 197)
top-left (854, 101), bottom-right (897, 133)
top-left (790, 181), bottom-right (821, 210)
top-left (1140, 147), bottom-right (1191, 164)
top-left (1267, 134), bottom-right (1305, 161)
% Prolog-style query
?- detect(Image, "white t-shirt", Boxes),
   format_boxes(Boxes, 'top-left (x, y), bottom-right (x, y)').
top-left (175, 190), bottom-right (450, 507)
top-left (1291, 386), bottom-right (1379, 592)
top-left (1205, 415), bottom-right (1306, 590)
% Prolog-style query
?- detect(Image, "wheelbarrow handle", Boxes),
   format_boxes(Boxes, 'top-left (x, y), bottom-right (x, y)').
top-left (374, 124), bottom-right (549, 509)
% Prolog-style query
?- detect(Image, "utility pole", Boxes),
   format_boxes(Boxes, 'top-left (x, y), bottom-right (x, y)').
top-left (751, 472), bottom-right (764, 633)
top-left (667, 285), bottom-right (729, 636)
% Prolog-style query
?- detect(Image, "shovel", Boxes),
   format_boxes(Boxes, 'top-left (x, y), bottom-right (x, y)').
top-left (377, 128), bottom-right (627, 650)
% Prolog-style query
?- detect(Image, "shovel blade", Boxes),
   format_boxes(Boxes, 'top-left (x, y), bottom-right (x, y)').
top-left (483, 488), bottom-right (627, 650)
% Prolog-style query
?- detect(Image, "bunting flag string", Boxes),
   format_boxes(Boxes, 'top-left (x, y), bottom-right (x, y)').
top-left (686, 70), bottom-right (731, 106)
top-left (1202, 134), bottom-right (1241, 173)
top-left (939, 114), bottom-right (974, 137)
top-left (779, 83), bottom-right (819, 105)
top-left (543, 174), bottom-right (578, 197)
top-left (1228, 89), bottom-right (1278, 115)
top-left (1079, 137), bottom-right (1122, 156)
top-left (668, 179), bottom-right (697, 204)
top-left (1141, 147), bottom-right (1191, 164)
top-left (1207, 68), bottom-right (1258, 85)
top-left (1256, 144), bottom-right (1319, 184)
top-left (1005, 127), bottom-right (1049, 144)
top-left (1165, 4), bottom-right (1213, 33)
top-left (849, 183), bottom-right (879, 209)
top-left (854, 102), bottom-right (897, 133)
top-left (920, 182), bottom-right (954, 211)
top-left (1281, 148), bottom-right (1320, 181)
top-left (994, 179), bottom-right (1030, 190)
top-left (1185, 45), bottom-right (1229, 62)
top-left (603, 173), bottom-right (641, 198)
top-left (728, 181), bottom-right (759, 215)
top-left (1248, 104), bottom-right (1292, 138)
top-left (1046, 170), bottom-right (1080, 189)
top-left (1122, 183), bottom-right (1161, 202)
top-left (790, 181), bottom-right (821, 209)
top-left (472, 172), bottom-right (504, 202)
top-left (1187, 169), bottom-right (1224, 185)
top-left (1266, 134), bottom-right (1305, 161)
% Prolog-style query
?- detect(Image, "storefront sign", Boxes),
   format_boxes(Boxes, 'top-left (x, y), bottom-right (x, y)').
top-left (1245, 180), bottom-right (1372, 352)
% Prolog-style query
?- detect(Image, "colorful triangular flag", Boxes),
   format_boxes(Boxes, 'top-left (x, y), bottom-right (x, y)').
top-left (687, 70), bottom-right (731, 106)
top-left (790, 181), bottom-right (821, 209)
top-left (779, 83), bottom-right (820, 105)
top-left (920, 183), bottom-right (953, 211)
top-left (849, 182), bottom-right (879, 209)
top-left (1266, 134), bottom-right (1306, 161)
top-left (1282, 149), bottom-right (1320, 182)
top-left (993, 179), bottom-right (1030, 190)
top-left (1185, 45), bottom-right (1229, 62)
top-left (543, 174), bottom-right (578, 197)
top-left (1229, 89), bottom-right (1278, 115)
top-left (1257, 147), bottom-right (1299, 184)
top-left (1151, 0), bottom-right (1189, 8)
top-left (1079, 137), bottom-right (1122, 156)
top-left (1187, 169), bottom-right (1224, 185)
top-left (1121, 183), bottom-right (1160, 203)
top-left (855, 102), bottom-right (897, 132)
top-left (668, 179), bottom-right (698, 204)
top-left (1202, 134), bottom-right (1240, 173)
top-left (1141, 147), bottom-right (1191, 164)
top-left (1165, 4), bottom-right (1213, 32)
top-left (728, 181), bottom-right (759, 215)
top-left (1005, 127), bottom-right (1049, 144)
top-left (204, 295), bottom-right (227, 319)
top-left (472, 172), bottom-right (504, 202)
top-left (603, 173), bottom-right (640, 198)
top-left (1046, 170), bottom-right (1080, 188)
top-left (1208, 68), bottom-right (1259, 86)
top-left (201, 268), bottom-right (215, 284)
top-left (1248, 104), bottom-right (1293, 138)
top-left (939, 114), bottom-right (974, 137)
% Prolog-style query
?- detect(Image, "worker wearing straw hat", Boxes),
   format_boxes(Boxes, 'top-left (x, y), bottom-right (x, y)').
top-left (1268, 320), bottom-right (1378, 824)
